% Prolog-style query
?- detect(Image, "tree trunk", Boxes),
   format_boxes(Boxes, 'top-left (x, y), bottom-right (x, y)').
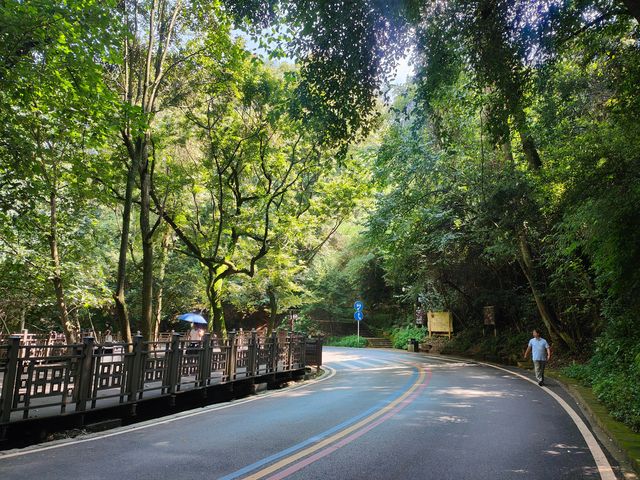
top-left (267, 285), bottom-right (278, 336)
top-left (138, 136), bottom-right (154, 341)
top-left (621, 0), bottom-right (640, 23)
top-left (501, 141), bottom-right (514, 166)
top-left (513, 110), bottom-right (542, 170)
top-left (48, 191), bottom-right (77, 343)
top-left (518, 132), bottom-right (542, 170)
top-left (153, 228), bottom-right (172, 341)
top-left (499, 137), bottom-right (573, 350)
top-left (207, 265), bottom-right (228, 339)
top-left (113, 150), bottom-right (136, 345)
top-left (517, 233), bottom-right (576, 351)
top-left (19, 309), bottom-right (26, 331)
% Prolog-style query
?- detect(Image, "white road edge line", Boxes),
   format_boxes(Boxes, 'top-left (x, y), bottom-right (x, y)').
top-left (424, 354), bottom-right (616, 480)
top-left (0, 366), bottom-right (337, 460)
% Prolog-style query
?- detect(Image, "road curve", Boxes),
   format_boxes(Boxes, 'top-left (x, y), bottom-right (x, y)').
top-left (0, 348), bottom-right (623, 479)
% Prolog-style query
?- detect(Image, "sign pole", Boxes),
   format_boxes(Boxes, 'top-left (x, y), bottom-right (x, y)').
top-left (354, 301), bottom-right (363, 342)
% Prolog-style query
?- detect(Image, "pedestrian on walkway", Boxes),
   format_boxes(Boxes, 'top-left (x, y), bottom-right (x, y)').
top-left (524, 329), bottom-right (551, 386)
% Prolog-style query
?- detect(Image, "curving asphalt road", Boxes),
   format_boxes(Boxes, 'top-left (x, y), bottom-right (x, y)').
top-left (0, 348), bottom-right (625, 479)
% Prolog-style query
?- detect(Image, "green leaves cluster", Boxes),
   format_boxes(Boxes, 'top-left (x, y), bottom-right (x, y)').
top-left (349, 0), bottom-right (640, 429)
top-left (0, 0), bottom-right (371, 338)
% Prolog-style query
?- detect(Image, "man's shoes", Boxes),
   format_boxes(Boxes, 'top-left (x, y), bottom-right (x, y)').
top-left (538, 380), bottom-right (544, 386)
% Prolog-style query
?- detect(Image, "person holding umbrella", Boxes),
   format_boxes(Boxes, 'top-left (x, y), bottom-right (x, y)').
top-left (177, 313), bottom-right (207, 335)
top-left (178, 313), bottom-right (207, 352)
top-left (187, 323), bottom-right (202, 341)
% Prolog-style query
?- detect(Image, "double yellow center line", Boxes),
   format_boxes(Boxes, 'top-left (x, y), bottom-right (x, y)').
top-left (242, 364), bottom-right (430, 480)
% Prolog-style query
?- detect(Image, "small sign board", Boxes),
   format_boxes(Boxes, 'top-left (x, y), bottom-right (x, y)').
top-left (428, 311), bottom-right (453, 338)
top-left (354, 301), bottom-right (363, 312)
top-left (483, 306), bottom-right (496, 326)
top-left (354, 311), bottom-right (364, 321)
top-left (415, 307), bottom-right (425, 326)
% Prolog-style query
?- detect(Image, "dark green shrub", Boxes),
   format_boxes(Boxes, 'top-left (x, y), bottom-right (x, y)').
top-left (587, 316), bottom-right (640, 432)
top-left (561, 363), bottom-right (592, 386)
top-left (441, 328), bottom-right (481, 355)
top-left (325, 335), bottom-right (368, 348)
top-left (442, 328), bottom-right (531, 364)
top-left (389, 325), bottom-right (427, 349)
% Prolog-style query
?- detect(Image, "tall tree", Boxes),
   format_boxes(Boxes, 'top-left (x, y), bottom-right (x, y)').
top-left (410, 0), bottom-right (580, 348)
top-left (111, 0), bottom-right (233, 340)
top-left (154, 59), bottom-right (328, 336)
top-left (1, 0), bottom-right (119, 341)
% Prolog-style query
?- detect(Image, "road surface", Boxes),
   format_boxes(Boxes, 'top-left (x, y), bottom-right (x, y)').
top-left (0, 348), bottom-right (624, 479)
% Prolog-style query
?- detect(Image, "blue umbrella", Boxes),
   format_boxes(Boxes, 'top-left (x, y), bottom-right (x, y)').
top-left (177, 313), bottom-right (207, 325)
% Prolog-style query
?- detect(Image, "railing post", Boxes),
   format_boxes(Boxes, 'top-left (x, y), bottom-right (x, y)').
top-left (248, 329), bottom-right (258, 377)
top-left (225, 331), bottom-right (237, 381)
top-left (126, 335), bottom-right (144, 403)
top-left (199, 333), bottom-right (211, 387)
top-left (287, 331), bottom-right (294, 371)
top-left (316, 337), bottom-right (323, 369)
top-left (76, 337), bottom-right (95, 412)
top-left (167, 333), bottom-right (182, 397)
top-left (1, 336), bottom-right (20, 424)
top-left (270, 332), bottom-right (279, 373)
top-left (300, 336), bottom-right (307, 368)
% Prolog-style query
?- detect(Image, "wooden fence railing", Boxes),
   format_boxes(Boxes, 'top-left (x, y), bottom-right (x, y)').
top-left (0, 331), bottom-right (316, 425)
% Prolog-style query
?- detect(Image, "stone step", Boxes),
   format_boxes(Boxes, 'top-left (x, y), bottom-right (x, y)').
top-left (364, 337), bottom-right (393, 348)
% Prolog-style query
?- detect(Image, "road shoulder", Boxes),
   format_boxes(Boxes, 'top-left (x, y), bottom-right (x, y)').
top-left (432, 352), bottom-right (639, 479)
top-left (544, 369), bottom-right (640, 479)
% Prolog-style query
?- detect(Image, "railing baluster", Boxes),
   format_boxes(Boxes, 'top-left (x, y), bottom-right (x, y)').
top-left (199, 333), bottom-right (211, 387)
top-left (1, 336), bottom-right (20, 424)
top-left (76, 337), bottom-right (95, 412)
top-left (287, 331), bottom-right (294, 371)
top-left (248, 330), bottom-right (258, 377)
top-left (226, 331), bottom-right (237, 382)
top-left (167, 333), bottom-right (181, 399)
top-left (270, 332), bottom-right (278, 373)
top-left (126, 335), bottom-right (144, 403)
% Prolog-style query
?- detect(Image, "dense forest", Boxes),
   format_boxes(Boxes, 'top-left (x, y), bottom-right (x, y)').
top-left (1, 1), bottom-right (639, 429)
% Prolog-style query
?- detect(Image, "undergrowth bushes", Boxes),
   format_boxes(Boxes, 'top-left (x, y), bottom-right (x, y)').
top-left (441, 327), bottom-right (531, 365)
top-left (324, 335), bottom-right (368, 348)
top-left (563, 314), bottom-right (640, 432)
top-left (388, 325), bottom-right (427, 349)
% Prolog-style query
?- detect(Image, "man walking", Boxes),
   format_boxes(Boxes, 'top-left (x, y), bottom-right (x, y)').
top-left (524, 329), bottom-right (551, 386)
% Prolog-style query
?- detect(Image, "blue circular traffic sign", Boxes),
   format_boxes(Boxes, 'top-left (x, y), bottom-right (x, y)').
top-left (354, 311), bottom-right (364, 321)
top-left (354, 301), bottom-right (363, 311)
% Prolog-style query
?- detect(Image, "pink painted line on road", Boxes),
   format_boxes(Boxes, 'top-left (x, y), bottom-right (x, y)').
top-left (266, 369), bottom-right (433, 480)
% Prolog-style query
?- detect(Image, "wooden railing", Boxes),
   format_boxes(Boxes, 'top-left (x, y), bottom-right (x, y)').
top-left (0, 331), bottom-right (315, 425)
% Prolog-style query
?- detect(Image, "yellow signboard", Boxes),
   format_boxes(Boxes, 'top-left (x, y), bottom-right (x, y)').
top-left (428, 311), bottom-right (453, 338)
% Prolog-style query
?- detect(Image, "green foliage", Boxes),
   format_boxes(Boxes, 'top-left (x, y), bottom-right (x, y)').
top-left (0, 0), bottom-right (371, 338)
top-left (563, 345), bottom-right (640, 432)
top-left (153, 54), bottom-right (366, 334)
top-left (389, 325), bottom-right (427, 350)
top-left (441, 328), bottom-right (531, 365)
top-left (592, 371), bottom-right (640, 432)
top-left (585, 311), bottom-right (640, 431)
top-left (226, 0), bottom-right (413, 146)
top-left (325, 335), bottom-right (368, 348)
top-left (0, 0), bottom-right (120, 337)
top-left (440, 329), bottom-right (478, 355)
top-left (289, 315), bottom-right (323, 337)
top-left (561, 363), bottom-right (592, 387)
